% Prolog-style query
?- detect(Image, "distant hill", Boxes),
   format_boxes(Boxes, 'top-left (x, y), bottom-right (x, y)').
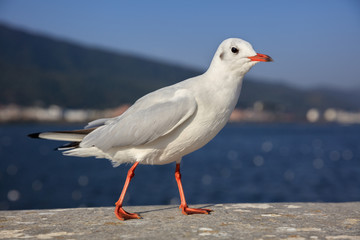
top-left (0, 23), bottom-right (199, 108)
top-left (0, 23), bottom-right (359, 113)
top-left (240, 80), bottom-right (360, 114)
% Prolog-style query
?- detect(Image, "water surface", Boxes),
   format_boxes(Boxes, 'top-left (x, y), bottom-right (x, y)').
top-left (0, 123), bottom-right (359, 210)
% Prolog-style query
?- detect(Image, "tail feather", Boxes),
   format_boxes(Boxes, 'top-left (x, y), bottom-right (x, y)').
top-left (28, 132), bottom-right (41, 139)
top-left (55, 142), bottom-right (80, 150)
top-left (28, 127), bottom-right (97, 142)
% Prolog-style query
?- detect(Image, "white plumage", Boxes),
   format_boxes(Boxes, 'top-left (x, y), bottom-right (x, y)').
top-left (34, 38), bottom-right (272, 167)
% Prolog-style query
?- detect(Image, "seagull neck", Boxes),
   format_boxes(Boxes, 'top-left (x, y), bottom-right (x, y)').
top-left (204, 65), bottom-right (244, 88)
top-left (200, 66), bottom-right (244, 111)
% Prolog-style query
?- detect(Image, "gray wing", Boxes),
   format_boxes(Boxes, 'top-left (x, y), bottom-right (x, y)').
top-left (80, 88), bottom-right (197, 151)
top-left (84, 118), bottom-right (112, 129)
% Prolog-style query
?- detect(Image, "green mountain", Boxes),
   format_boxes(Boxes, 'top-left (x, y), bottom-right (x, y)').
top-left (0, 23), bottom-right (358, 114)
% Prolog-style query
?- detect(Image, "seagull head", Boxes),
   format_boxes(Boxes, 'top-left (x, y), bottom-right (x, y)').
top-left (209, 38), bottom-right (273, 77)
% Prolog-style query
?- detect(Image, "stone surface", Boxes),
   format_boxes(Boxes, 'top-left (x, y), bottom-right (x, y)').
top-left (0, 202), bottom-right (359, 239)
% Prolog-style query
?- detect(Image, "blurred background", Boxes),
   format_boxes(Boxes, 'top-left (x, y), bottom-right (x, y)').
top-left (0, 0), bottom-right (359, 210)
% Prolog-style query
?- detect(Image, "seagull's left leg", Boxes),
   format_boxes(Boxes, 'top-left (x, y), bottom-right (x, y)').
top-left (114, 161), bottom-right (141, 220)
top-left (175, 162), bottom-right (212, 215)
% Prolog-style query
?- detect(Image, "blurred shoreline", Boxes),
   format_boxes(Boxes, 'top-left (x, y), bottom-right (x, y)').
top-left (1, 103), bottom-right (360, 125)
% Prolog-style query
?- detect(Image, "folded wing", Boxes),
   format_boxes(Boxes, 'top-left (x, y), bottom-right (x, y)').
top-left (80, 88), bottom-right (197, 151)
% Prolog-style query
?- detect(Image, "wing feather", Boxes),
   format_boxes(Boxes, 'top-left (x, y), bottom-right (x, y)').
top-left (80, 88), bottom-right (197, 151)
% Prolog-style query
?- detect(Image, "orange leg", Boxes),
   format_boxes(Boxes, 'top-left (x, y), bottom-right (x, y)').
top-left (175, 163), bottom-right (212, 215)
top-left (114, 161), bottom-right (141, 220)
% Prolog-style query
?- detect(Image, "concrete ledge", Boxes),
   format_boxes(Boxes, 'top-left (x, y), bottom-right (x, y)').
top-left (0, 202), bottom-right (359, 239)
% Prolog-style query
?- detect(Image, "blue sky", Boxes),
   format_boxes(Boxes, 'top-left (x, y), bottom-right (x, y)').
top-left (0, 0), bottom-right (359, 89)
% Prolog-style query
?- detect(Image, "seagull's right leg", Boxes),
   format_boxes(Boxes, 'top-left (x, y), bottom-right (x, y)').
top-left (114, 161), bottom-right (141, 220)
top-left (175, 163), bottom-right (212, 215)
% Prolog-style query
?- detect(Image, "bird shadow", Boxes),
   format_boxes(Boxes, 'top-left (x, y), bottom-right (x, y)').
top-left (136, 203), bottom-right (216, 214)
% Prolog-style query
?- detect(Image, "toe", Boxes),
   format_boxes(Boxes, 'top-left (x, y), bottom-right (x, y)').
top-left (115, 207), bottom-right (141, 220)
top-left (181, 207), bottom-right (212, 215)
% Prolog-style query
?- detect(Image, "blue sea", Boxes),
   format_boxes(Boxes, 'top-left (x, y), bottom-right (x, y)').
top-left (0, 123), bottom-right (359, 210)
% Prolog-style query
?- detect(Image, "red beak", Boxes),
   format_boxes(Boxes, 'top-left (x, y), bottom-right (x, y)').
top-left (248, 53), bottom-right (273, 62)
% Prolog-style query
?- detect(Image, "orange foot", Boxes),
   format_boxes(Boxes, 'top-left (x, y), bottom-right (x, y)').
top-left (180, 205), bottom-right (212, 215)
top-left (115, 204), bottom-right (141, 221)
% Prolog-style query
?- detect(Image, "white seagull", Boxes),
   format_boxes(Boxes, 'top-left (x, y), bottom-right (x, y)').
top-left (29, 38), bottom-right (272, 220)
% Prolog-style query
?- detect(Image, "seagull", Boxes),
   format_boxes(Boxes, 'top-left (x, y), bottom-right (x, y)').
top-left (29, 38), bottom-right (272, 220)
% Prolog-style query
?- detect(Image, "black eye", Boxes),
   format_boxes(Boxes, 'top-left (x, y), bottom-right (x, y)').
top-left (231, 47), bottom-right (239, 54)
